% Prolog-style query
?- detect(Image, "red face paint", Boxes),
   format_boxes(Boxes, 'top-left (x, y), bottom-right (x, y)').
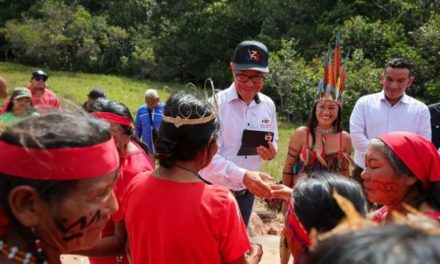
top-left (361, 147), bottom-right (412, 207)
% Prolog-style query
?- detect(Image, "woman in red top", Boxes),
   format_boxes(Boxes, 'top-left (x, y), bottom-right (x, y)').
top-left (0, 112), bottom-right (119, 264)
top-left (362, 132), bottom-right (440, 223)
top-left (87, 99), bottom-right (154, 264)
top-left (124, 91), bottom-right (262, 264)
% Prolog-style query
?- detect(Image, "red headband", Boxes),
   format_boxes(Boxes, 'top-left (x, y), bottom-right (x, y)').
top-left (0, 138), bottom-right (119, 180)
top-left (378, 132), bottom-right (440, 190)
top-left (286, 197), bottom-right (311, 248)
top-left (91, 112), bottom-right (132, 127)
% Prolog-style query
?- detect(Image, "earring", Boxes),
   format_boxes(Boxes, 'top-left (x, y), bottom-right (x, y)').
top-left (31, 228), bottom-right (48, 264)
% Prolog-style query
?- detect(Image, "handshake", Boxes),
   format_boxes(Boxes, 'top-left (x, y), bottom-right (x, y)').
top-left (242, 170), bottom-right (293, 201)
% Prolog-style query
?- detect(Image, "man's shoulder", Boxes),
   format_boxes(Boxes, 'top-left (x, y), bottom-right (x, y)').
top-left (359, 91), bottom-right (381, 101)
top-left (136, 104), bottom-right (148, 112)
top-left (44, 88), bottom-right (59, 98)
top-left (428, 102), bottom-right (440, 113)
top-left (404, 94), bottom-right (428, 109)
top-left (257, 92), bottom-right (275, 105)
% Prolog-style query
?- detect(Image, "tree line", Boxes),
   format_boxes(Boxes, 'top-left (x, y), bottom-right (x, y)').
top-left (1, 0), bottom-right (439, 127)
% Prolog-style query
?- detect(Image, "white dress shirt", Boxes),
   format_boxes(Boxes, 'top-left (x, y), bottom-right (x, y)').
top-left (200, 83), bottom-right (279, 190)
top-left (350, 90), bottom-right (431, 168)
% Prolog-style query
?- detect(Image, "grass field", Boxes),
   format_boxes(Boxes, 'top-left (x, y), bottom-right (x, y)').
top-left (0, 61), bottom-right (296, 181)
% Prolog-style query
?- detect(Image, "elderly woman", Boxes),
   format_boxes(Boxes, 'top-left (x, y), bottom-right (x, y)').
top-left (0, 87), bottom-right (38, 126)
top-left (124, 91), bottom-right (262, 264)
top-left (87, 99), bottom-right (154, 264)
top-left (0, 112), bottom-right (119, 264)
top-left (362, 131), bottom-right (440, 222)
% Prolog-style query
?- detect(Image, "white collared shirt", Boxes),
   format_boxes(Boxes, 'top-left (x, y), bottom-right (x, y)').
top-left (200, 83), bottom-right (279, 190)
top-left (350, 90), bottom-right (431, 168)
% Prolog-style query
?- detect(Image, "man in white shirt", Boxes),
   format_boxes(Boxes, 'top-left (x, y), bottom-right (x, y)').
top-left (350, 58), bottom-right (431, 180)
top-left (200, 40), bottom-right (279, 226)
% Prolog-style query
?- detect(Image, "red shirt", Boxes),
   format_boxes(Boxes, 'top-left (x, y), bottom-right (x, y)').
top-left (123, 172), bottom-right (251, 264)
top-left (29, 86), bottom-right (61, 113)
top-left (89, 143), bottom-right (154, 264)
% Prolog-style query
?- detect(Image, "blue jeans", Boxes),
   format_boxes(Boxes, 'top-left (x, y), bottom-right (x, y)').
top-left (234, 189), bottom-right (255, 227)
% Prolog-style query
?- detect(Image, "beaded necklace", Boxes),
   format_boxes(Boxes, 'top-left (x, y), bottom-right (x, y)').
top-left (0, 239), bottom-right (48, 264)
top-left (316, 126), bottom-right (335, 135)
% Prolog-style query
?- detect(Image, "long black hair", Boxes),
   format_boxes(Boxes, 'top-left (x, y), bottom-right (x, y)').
top-left (294, 171), bottom-right (367, 232)
top-left (305, 101), bottom-right (342, 146)
top-left (308, 224), bottom-right (440, 264)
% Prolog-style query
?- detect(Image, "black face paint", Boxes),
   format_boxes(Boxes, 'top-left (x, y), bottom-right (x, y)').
top-left (54, 210), bottom-right (101, 241)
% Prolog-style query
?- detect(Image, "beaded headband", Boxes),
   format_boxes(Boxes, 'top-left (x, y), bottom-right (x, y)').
top-left (316, 34), bottom-right (349, 104)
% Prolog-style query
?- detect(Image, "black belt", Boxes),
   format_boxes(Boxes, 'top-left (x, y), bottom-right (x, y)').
top-left (232, 189), bottom-right (248, 197)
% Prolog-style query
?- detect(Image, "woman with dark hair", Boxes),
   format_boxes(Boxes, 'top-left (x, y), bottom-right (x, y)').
top-left (280, 78), bottom-right (351, 264)
top-left (272, 172), bottom-right (368, 264)
top-left (0, 112), bottom-right (119, 264)
top-left (362, 131), bottom-right (440, 223)
top-left (87, 98), bottom-right (154, 264)
top-left (308, 224), bottom-right (440, 264)
top-left (0, 87), bottom-right (38, 126)
top-left (123, 91), bottom-right (262, 264)
top-left (282, 99), bottom-right (351, 184)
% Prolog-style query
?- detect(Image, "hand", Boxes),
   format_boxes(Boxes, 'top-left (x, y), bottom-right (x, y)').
top-left (243, 171), bottom-right (273, 199)
top-left (246, 243), bottom-right (263, 264)
top-left (256, 142), bottom-right (277, 161)
top-left (270, 184), bottom-right (293, 202)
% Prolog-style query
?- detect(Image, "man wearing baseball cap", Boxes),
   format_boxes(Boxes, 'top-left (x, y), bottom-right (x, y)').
top-left (200, 40), bottom-right (279, 226)
top-left (28, 69), bottom-right (61, 112)
top-left (82, 88), bottom-right (106, 110)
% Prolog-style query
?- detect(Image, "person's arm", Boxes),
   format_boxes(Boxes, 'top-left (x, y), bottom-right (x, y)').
top-left (418, 105), bottom-right (432, 140)
top-left (200, 152), bottom-right (273, 198)
top-left (225, 244), bottom-right (263, 264)
top-left (341, 131), bottom-right (352, 177)
top-left (349, 99), bottom-right (369, 161)
top-left (282, 127), bottom-right (305, 188)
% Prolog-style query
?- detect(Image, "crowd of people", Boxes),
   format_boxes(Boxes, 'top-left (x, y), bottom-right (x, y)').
top-left (0, 39), bottom-right (439, 264)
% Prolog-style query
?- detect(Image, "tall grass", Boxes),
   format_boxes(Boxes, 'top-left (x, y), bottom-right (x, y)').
top-left (0, 61), bottom-right (296, 181)
top-left (0, 62), bottom-right (177, 113)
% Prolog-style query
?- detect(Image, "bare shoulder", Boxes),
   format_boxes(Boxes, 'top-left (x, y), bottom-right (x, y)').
top-left (293, 126), bottom-right (309, 137)
top-left (341, 130), bottom-right (351, 139)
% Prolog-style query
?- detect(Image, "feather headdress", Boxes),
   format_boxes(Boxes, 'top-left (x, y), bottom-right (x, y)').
top-left (316, 34), bottom-right (349, 104)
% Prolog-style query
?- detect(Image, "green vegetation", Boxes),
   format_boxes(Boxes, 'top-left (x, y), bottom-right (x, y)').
top-left (0, 62), bottom-right (176, 113)
top-left (2, 0), bottom-right (439, 130)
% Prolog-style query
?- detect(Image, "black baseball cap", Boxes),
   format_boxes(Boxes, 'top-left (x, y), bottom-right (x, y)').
top-left (32, 70), bottom-right (48, 79)
top-left (87, 88), bottom-right (106, 100)
top-left (232, 40), bottom-right (269, 73)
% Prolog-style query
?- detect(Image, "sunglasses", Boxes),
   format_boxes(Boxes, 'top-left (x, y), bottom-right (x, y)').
top-left (33, 76), bottom-right (48, 82)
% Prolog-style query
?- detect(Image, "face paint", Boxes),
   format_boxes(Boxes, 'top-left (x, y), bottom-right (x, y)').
top-left (55, 210), bottom-right (102, 241)
top-left (36, 172), bottom-right (118, 252)
top-left (361, 147), bottom-right (413, 207)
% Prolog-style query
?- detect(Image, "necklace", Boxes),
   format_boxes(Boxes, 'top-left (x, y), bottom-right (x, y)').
top-left (316, 126), bottom-right (335, 134)
top-left (0, 238), bottom-right (48, 264)
top-left (173, 164), bottom-right (212, 185)
top-left (0, 240), bottom-right (36, 264)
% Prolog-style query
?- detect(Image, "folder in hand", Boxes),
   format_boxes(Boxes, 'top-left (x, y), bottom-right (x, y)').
top-left (237, 129), bottom-right (274, 156)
